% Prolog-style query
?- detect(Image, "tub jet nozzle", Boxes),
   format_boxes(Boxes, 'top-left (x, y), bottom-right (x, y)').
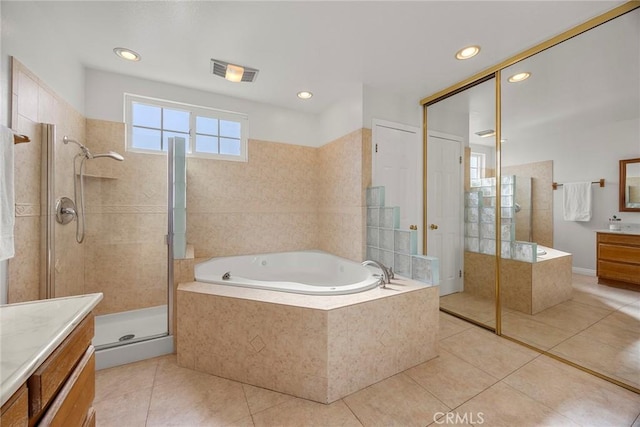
top-left (222, 272), bottom-right (231, 280)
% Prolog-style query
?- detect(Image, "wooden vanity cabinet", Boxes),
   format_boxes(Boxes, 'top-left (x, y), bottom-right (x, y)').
top-left (0, 313), bottom-right (96, 427)
top-left (596, 232), bottom-right (640, 287)
top-left (1, 385), bottom-right (28, 427)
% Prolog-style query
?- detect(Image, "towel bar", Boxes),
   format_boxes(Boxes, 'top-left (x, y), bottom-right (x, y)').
top-left (552, 179), bottom-right (604, 190)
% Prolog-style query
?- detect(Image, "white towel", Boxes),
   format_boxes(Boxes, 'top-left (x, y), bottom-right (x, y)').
top-left (0, 125), bottom-right (15, 260)
top-left (563, 182), bottom-right (592, 222)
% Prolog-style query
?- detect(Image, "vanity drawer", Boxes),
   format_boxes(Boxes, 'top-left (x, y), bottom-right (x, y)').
top-left (1, 385), bottom-right (28, 427)
top-left (597, 233), bottom-right (640, 247)
top-left (598, 243), bottom-right (640, 265)
top-left (27, 314), bottom-right (94, 420)
top-left (37, 346), bottom-right (95, 427)
top-left (598, 260), bottom-right (640, 285)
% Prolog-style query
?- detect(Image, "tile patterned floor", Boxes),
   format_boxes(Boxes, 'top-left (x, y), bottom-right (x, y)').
top-left (441, 274), bottom-right (640, 391)
top-left (95, 309), bottom-right (640, 427)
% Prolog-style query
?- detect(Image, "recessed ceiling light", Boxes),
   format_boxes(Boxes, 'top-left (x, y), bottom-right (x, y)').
top-left (455, 45), bottom-right (480, 60)
top-left (297, 91), bottom-right (313, 100)
top-left (508, 72), bottom-right (531, 83)
top-left (113, 47), bottom-right (141, 62)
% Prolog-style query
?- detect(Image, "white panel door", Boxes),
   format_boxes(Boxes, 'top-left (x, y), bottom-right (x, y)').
top-left (372, 120), bottom-right (422, 245)
top-left (427, 131), bottom-right (463, 296)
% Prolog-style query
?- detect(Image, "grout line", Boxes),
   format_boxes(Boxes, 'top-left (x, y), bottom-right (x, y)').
top-left (143, 359), bottom-right (161, 427)
top-left (400, 371), bottom-right (452, 412)
top-left (340, 396), bottom-right (366, 426)
top-left (239, 383), bottom-right (257, 426)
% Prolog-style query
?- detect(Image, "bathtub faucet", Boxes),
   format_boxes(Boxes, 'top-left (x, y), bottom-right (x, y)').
top-left (362, 260), bottom-right (394, 287)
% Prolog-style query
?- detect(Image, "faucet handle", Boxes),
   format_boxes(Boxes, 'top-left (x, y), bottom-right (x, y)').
top-left (387, 266), bottom-right (394, 280)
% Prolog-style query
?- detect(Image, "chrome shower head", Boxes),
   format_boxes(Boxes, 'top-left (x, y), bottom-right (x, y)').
top-left (63, 136), bottom-right (124, 162)
top-left (63, 136), bottom-right (91, 158)
top-left (92, 151), bottom-right (124, 161)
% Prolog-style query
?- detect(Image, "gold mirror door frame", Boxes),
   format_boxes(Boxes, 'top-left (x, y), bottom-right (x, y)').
top-left (421, 1), bottom-right (640, 393)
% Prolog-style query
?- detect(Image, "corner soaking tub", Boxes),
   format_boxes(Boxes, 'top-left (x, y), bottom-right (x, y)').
top-left (194, 250), bottom-right (381, 295)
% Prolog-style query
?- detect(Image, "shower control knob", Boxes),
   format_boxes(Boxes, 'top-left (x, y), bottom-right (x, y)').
top-left (55, 197), bottom-right (77, 225)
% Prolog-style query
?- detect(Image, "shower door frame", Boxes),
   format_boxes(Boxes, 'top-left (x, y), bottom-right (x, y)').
top-left (40, 123), bottom-right (56, 299)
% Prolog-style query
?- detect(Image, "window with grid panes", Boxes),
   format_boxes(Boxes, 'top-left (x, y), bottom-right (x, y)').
top-left (125, 94), bottom-right (248, 162)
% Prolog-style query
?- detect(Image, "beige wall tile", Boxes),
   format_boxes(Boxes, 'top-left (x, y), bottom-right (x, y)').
top-left (9, 56), bottom-right (371, 316)
top-left (178, 284), bottom-right (438, 403)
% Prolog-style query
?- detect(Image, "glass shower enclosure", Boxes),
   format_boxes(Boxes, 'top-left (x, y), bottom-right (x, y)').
top-left (42, 123), bottom-right (184, 367)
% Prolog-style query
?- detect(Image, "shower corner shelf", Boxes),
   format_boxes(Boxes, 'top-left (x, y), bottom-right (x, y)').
top-left (75, 172), bottom-right (118, 180)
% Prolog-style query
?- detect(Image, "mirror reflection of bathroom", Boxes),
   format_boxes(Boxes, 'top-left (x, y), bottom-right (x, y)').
top-left (427, 78), bottom-right (497, 328)
top-left (500, 7), bottom-right (640, 390)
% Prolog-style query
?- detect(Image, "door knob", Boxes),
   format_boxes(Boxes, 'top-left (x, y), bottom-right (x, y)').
top-left (409, 225), bottom-right (418, 230)
top-left (430, 224), bottom-right (439, 230)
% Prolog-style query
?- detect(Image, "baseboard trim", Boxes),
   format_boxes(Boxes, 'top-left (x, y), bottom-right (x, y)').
top-left (572, 267), bottom-right (596, 276)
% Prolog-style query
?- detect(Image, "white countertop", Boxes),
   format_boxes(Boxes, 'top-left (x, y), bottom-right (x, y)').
top-left (595, 228), bottom-right (640, 236)
top-left (0, 293), bottom-right (103, 407)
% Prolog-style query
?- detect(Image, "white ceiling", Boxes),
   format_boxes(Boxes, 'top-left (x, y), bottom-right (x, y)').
top-left (428, 7), bottom-right (639, 147)
top-left (2, 1), bottom-right (627, 114)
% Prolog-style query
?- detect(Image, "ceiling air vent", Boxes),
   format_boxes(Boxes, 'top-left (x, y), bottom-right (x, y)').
top-left (210, 59), bottom-right (259, 83)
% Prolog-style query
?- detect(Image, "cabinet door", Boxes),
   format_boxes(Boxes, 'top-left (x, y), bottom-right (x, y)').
top-left (0, 385), bottom-right (28, 427)
top-left (37, 347), bottom-right (95, 427)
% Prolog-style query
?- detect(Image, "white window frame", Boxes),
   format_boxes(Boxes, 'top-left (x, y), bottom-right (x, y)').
top-left (470, 152), bottom-right (486, 180)
top-left (124, 93), bottom-right (249, 162)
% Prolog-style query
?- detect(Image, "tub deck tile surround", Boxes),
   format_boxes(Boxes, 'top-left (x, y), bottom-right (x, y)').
top-left (464, 247), bottom-right (572, 315)
top-left (177, 277), bottom-right (439, 403)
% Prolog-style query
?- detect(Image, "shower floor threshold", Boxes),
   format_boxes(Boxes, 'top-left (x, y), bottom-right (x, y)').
top-left (93, 305), bottom-right (168, 348)
top-left (95, 332), bottom-right (169, 351)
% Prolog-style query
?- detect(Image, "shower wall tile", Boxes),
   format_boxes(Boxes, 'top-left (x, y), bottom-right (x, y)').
top-left (9, 59), bottom-right (86, 304)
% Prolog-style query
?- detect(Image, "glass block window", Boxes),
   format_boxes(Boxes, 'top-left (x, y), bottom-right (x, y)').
top-left (125, 94), bottom-right (248, 161)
